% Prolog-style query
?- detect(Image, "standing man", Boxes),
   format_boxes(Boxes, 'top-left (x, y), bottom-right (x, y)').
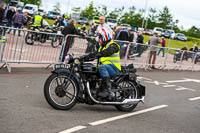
top-left (12, 8), bottom-right (25, 36)
top-left (33, 12), bottom-right (43, 28)
top-left (136, 31), bottom-right (144, 57)
top-left (148, 33), bottom-right (161, 69)
top-left (0, 3), bottom-right (5, 25)
top-left (96, 16), bottom-right (113, 49)
top-left (6, 6), bottom-right (15, 33)
top-left (96, 16), bottom-right (113, 37)
top-left (157, 37), bottom-right (166, 57)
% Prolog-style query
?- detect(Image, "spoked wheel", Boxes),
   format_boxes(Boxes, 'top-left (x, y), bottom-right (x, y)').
top-left (51, 36), bottom-right (62, 48)
top-left (44, 73), bottom-right (79, 110)
top-left (25, 32), bottom-right (34, 45)
top-left (115, 80), bottom-right (138, 112)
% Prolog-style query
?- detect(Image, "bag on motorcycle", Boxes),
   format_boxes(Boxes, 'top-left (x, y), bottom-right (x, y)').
top-left (121, 64), bottom-right (136, 73)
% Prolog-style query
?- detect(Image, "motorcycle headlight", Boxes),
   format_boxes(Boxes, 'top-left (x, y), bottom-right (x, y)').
top-left (74, 59), bottom-right (80, 65)
top-left (65, 54), bottom-right (73, 64)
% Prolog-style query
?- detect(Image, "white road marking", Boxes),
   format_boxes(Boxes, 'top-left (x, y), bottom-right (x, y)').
top-left (89, 105), bottom-right (168, 126)
top-left (144, 81), bottom-right (168, 85)
top-left (59, 126), bottom-right (87, 133)
top-left (175, 86), bottom-right (196, 92)
top-left (163, 85), bottom-right (176, 88)
top-left (188, 97), bottom-right (200, 101)
top-left (166, 78), bottom-right (200, 83)
top-left (137, 77), bottom-right (152, 81)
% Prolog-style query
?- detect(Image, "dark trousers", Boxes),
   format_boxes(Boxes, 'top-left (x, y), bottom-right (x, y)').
top-left (7, 19), bottom-right (12, 33)
top-left (13, 23), bottom-right (22, 36)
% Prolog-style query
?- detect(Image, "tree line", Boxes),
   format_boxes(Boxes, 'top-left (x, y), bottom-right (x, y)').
top-left (73, 2), bottom-right (200, 39)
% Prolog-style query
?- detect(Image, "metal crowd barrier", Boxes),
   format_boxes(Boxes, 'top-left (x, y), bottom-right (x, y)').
top-left (0, 26), bottom-right (64, 72)
top-left (61, 35), bottom-right (200, 71)
top-left (0, 29), bottom-right (199, 72)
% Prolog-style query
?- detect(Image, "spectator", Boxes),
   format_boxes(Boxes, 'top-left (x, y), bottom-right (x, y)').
top-left (6, 6), bottom-right (15, 33)
top-left (81, 24), bottom-right (87, 33)
top-left (192, 44), bottom-right (198, 62)
top-left (0, 3), bottom-right (5, 25)
top-left (54, 16), bottom-right (64, 27)
top-left (61, 19), bottom-right (85, 62)
top-left (32, 12), bottom-right (43, 28)
top-left (23, 11), bottom-right (31, 27)
top-left (115, 27), bottom-right (130, 58)
top-left (157, 37), bottom-right (166, 57)
top-left (88, 23), bottom-right (97, 35)
top-left (12, 8), bottom-right (25, 36)
top-left (136, 31), bottom-right (144, 57)
top-left (148, 33), bottom-right (161, 69)
top-left (96, 16), bottom-right (113, 37)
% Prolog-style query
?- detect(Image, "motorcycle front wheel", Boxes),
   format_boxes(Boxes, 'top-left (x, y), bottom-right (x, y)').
top-left (44, 73), bottom-right (79, 110)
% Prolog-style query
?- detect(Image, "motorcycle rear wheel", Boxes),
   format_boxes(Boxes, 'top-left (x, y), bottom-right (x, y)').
top-left (115, 80), bottom-right (138, 112)
top-left (44, 73), bottom-right (79, 110)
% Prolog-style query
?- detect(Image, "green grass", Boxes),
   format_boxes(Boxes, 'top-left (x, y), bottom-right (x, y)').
top-left (45, 19), bottom-right (90, 30)
top-left (143, 35), bottom-right (197, 54)
top-left (44, 19), bottom-right (55, 26)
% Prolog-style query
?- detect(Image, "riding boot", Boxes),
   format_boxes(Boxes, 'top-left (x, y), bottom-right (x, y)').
top-left (98, 77), bottom-right (114, 98)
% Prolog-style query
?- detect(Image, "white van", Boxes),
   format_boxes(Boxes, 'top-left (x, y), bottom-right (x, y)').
top-left (107, 18), bottom-right (118, 28)
top-left (153, 27), bottom-right (163, 36)
top-left (23, 4), bottom-right (38, 16)
top-left (38, 8), bottom-right (45, 17)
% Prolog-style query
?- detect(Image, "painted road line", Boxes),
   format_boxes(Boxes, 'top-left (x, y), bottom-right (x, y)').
top-left (89, 105), bottom-right (168, 126)
top-left (175, 86), bottom-right (196, 92)
top-left (166, 78), bottom-right (200, 83)
top-left (163, 85), bottom-right (176, 88)
top-left (188, 97), bottom-right (200, 101)
top-left (144, 81), bottom-right (168, 85)
top-left (137, 77), bottom-right (152, 81)
top-left (59, 126), bottom-right (87, 133)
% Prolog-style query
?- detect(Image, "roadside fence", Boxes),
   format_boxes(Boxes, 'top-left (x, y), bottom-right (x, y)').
top-left (0, 26), bottom-right (199, 72)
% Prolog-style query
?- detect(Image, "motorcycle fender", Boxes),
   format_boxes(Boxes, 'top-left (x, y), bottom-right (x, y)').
top-left (52, 69), bottom-right (84, 96)
top-left (135, 81), bottom-right (146, 98)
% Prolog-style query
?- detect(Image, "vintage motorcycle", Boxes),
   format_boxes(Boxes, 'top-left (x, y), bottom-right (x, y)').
top-left (44, 54), bottom-right (145, 112)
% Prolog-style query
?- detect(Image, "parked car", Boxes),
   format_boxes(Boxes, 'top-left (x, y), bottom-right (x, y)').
top-left (174, 33), bottom-right (187, 41)
top-left (23, 4), bottom-right (38, 16)
top-left (143, 29), bottom-right (153, 35)
top-left (153, 27), bottom-right (163, 36)
top-left (168, 29), bottom-right (176, 39)
top-left (38, 8), bottom-right (45, 17)
top-left (107, 18), bottom-right (118, 28)
top-left (48, 11), bottom-right (61, 19)
top-left (120, 24), bottom-right (131, 29)
top-left (77, 17), bottom-right (89, 25)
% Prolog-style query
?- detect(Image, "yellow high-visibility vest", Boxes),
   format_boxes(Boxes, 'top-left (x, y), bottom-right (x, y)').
top-left (98, 40), bottom-right (121, 71)
top-left (34, 15), bottom-right (42, 27)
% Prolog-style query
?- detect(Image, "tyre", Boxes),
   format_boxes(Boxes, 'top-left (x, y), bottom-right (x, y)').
top-left (51, 36), bottom-right (62, 48)
top-left (25, 32), bottom-right (34, 45)
top-left (115, 80), bottom-right (139, 112)
top-left (44, 73), bottom-right (79, 110)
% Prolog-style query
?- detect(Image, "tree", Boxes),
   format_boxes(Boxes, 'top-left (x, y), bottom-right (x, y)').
top-left (158, 6), bottom-right (173, 29)
top-left (146, 8), bottom-right (158, 29)
top-left (72, 7), bottom-right (81, 12)
top-left (107, 7), bottom-right (124, 20)
top-left (80, 1), bottom-right (96, 19)
top-left (53, 2), bottom-right (61, 13)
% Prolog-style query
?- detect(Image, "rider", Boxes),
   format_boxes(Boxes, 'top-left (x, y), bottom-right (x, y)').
top-left (84, 28), bottom-right (121, 98)
top-left (33, 12), bottom-right (43, 28)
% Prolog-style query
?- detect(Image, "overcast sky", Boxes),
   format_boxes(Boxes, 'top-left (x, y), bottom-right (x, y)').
top-left (42, 0), bottom-right (200, 29)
